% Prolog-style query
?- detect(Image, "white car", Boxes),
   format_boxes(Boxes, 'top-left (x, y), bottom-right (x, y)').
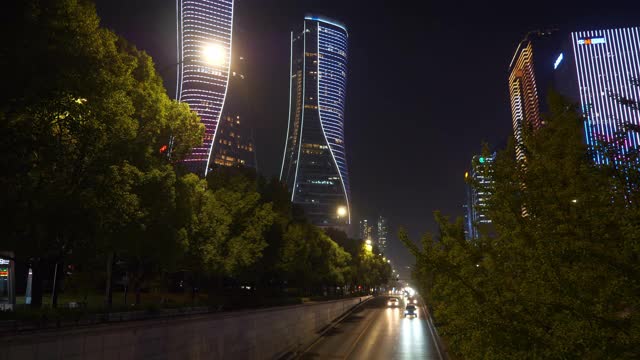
top-left (387, 297), bottom-right (400, 307)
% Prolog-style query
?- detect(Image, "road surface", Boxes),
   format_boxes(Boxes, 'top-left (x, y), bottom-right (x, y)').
top-left (299, 296), bottom-right (442, 359)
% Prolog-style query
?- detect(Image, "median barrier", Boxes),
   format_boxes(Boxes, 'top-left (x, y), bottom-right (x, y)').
top-left (0, 296), bottom-right (371, 360)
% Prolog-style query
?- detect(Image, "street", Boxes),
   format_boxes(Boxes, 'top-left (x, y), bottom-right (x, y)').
top-left (300, 296), bottom-right (442, 360)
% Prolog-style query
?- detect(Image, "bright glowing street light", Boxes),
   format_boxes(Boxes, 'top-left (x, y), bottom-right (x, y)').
top-left (202, 43), bottom-right (226, 66)
top-left (364, 239), bottom-right (373, 253)
top-left (336, 206), bottom-right (347, 218)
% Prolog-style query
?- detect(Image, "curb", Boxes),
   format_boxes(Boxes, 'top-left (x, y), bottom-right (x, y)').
top-left (420, 300), bottom-right (448, 360)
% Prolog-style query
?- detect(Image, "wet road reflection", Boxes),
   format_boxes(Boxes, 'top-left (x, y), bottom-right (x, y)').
top-left (300, 296), bottom-right (440, 359)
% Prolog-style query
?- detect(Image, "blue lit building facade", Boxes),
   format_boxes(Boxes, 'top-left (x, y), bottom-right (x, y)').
top-left (280, 16), bottom-right (351, 227)
top-left (554, 27), bottom-right (640, 164)
top-left (176, 0), bottom-right (234, 176)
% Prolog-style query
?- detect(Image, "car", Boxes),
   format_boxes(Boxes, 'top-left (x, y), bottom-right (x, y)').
top-left (407, 296), bottom-right (418, 305)
top-left (404, 305), bottom-right (418, 318)
top-left (387, 297), bottom-right (400, 307)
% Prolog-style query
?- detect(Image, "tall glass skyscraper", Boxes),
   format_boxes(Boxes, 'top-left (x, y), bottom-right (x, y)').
top-left (176, 0), bottom-right (234, 176)
top-left (280, 16), bottom-right (351, 227)
top-left (563, 28), bottom-right (640, 164)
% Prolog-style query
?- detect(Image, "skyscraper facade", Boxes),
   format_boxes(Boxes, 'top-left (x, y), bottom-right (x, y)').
top-left (465, 154), bottom-right (496, 239)
top-left (508, 31), bottom-right (560, 163)
top-left (280, 16), bottom-right (351, 227)
top-left (376, 216), bottom-right (388, 254)
top-left (176, 0), bottom-right (234, 176)
top-left (210, 55), bottom-right (256, 170)
top-left (555, 28), bottom-right (640, 164)
top-left (359, 219), bottom-right (373, 241)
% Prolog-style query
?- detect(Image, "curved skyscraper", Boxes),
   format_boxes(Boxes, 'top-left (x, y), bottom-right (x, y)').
top-left (176, 0), bottom-right (234, 176)
top-left (280, 16), bottom-right (351, 227)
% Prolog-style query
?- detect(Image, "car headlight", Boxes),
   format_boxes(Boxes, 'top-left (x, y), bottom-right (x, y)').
top-left (387, 302), bottom-right (391, 305)
top-left (413, 300), bottom-right (417, 304)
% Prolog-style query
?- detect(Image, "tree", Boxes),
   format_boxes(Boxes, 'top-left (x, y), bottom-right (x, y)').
top-left (0, 0), bottom-right (202, 308)
top-left (401, 93), bottom-right (640, 359)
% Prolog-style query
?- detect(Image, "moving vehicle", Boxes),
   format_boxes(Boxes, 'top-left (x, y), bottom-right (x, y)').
top-left (387, 297), bottom-right (400, 307)
top-left (404, 305), bottom-right (418, 318)
top-left (407, 296), bottom-right (418, 304)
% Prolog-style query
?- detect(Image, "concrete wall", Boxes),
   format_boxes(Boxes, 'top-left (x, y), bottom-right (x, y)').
top-left (0, 296), bottom-right (370, 360)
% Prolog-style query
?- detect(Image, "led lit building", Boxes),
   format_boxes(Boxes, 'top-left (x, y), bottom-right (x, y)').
top-left (554, 27), bottom-right (640, 164)
top-left (508, 30), bottom-right (559, 163)
top-left (359, 219), bottom-right (373, 241)
top-left (280, 16), bottom-right (351, 227)
top-left (176, 0), bottom-right (234, 176)
top-left (210, 55), bottom-right (256, 170)
top-left (376, 216), bottom-right (388, 254)
top-left (465, 153), bottom-right (496, 239)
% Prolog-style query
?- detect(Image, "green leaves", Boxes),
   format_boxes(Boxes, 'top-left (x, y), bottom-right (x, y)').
top-left (403, 93), bottom-right (640, 359)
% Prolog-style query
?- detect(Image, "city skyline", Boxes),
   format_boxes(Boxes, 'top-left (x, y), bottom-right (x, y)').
top-left (94, 0), bottom-right (640, 269)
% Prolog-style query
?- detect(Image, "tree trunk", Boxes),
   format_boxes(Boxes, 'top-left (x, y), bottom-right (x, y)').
top-left (104, 252), bottom-right (114, 309)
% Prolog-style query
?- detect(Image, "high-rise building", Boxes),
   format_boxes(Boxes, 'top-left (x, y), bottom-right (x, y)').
top-left (508, 30), bottom-right (559, 163)
top-left (280, 16), bottom-right (351, 227)
top-left (359, 219), bottom-right (373, 241)
top-left (376, 216), bottom-right (388, 254)
top-left (554, 28), bottom-right (640, 164)
top-left (465, 153), bottom-right (496, 239)
top-left (176, 0), bottom-right (234, 176)
top-left (210, 54), bottom-right (256, 170)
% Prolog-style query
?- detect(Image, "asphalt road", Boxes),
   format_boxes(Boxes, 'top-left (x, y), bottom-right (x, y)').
top-left (299, 296), bottom-right (442, 360)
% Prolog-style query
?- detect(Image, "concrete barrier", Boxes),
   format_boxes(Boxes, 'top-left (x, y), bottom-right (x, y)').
top-left (0, 296), bottom-right (371, 360)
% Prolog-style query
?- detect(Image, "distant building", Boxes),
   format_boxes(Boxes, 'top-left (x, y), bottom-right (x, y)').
top-left (508, 30), bottom-right (559, 163)
top-left (210, 114), bottom-right (255, 169)
top-left (376, 216), bottom-right (388, 253)
top-left (509, 27), bottom-right (640, 165)
top-left (280, 15), bottom-right (351, 227)
top-left (553, 27), bottom-right (640, 164)
top-left (465, 153), bottom-right (496, 239)
top-left (209, 55), bottom-right (256, 170)
top-left (176, 0), bottom-right (234, 176)
top-left (359, 219), bottom-right (373, 241)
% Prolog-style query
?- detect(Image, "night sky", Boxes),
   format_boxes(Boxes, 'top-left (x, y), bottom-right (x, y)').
top-left (94, 0), bottom-right (639, 277)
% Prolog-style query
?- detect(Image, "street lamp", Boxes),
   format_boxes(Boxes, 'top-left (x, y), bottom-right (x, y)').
top-left (364, 239), bottom-right (373, 253)
top-left (202, 43), bottom-right (226, 67)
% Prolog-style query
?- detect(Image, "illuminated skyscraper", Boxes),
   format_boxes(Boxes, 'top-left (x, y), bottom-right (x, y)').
top-left (210, 54), bottom-right (256, 170)
top-left (280, 16), bottom-right (351, 227)
top-left (176, 0), bottom-right (234, 176)
top-left (554, 28), bottom-right (640, 164)
top-left (508, 31), bottom-right (558, 163)
top-left (465, 154), bottom-right (496, 239)
top-left (359, 219), bottom-right (373, 241)
top-left (376, 216), bottom-right (388, 253)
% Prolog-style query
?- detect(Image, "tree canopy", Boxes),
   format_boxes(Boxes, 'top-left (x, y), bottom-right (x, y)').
top-left (401, 93), bottom-right (640, 359)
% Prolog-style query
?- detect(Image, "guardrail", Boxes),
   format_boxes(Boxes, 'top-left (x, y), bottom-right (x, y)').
top-left (419, 297), bottom-right (449, 360)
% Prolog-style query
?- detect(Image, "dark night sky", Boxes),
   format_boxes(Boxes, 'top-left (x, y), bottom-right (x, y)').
top-left (94, 0), bottom-right (639, 276)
